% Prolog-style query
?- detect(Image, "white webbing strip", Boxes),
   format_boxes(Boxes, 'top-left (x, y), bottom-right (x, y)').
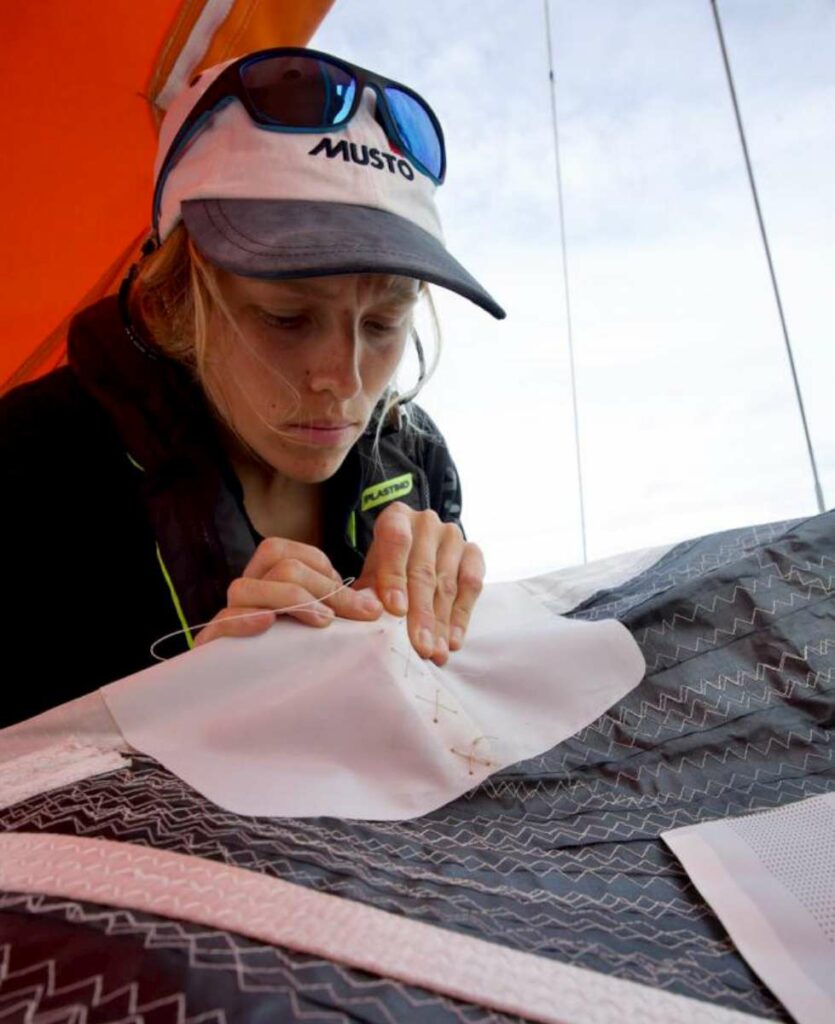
top-left (0, 832), bottom-right (766, 1024)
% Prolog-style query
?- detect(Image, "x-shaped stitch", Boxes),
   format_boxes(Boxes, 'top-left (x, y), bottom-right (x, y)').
top-left (414, 688), bottom-right (458, 723)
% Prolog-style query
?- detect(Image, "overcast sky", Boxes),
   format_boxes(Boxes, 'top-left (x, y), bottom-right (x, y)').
top-left (312, 1), bottom-right (834, 579)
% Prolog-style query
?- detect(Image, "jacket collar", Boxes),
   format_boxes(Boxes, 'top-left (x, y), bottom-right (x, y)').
top-left (67, 295), bottom-right (256, 634)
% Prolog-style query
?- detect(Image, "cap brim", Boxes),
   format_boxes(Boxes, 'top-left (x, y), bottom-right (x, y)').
top-left (181, 198), bottom-right (506, 320)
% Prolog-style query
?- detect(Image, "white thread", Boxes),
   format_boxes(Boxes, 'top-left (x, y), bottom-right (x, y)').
top-left (450, 735), bottom-right (496, 775)
top-left (150, 577), bottom-right (356, 662)
top-left (415, 688), bottom-right (457, 723)
top-left (390, 641), bottom-right (423, 680)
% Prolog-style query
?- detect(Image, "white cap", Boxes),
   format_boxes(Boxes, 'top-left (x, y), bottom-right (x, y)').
top-left (153, 57), bottom-right (505, 319)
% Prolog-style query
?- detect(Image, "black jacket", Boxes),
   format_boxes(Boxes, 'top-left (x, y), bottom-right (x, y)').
top-left (1, 296), bottom-right (462, 727)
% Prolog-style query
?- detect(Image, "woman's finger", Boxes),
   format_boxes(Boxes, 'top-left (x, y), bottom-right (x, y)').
top-left (403, 511), bottom-right (443, 660)
top-left (225, 577), bottom-right (336, 628)
top-left (260, 558), bottom-right (382, 620)
top-left (243, 536), bottom-right (341, 583)
top-left (227, 574), bottom-right (378, 625)
top-left (429, 522), bottom-right (466, 664)
top-left (448, 543), bottom-right (486, 651)
top-left (194, 606), bottom-right (277, 647)
top-left (367, 502), bottom-right (414, 617)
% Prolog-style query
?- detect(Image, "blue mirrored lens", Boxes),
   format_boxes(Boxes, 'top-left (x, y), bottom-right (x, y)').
top-left (384, 87), bottom-right (443, 179)
top-left (332, 79), bottom-right (356, 123)
top-left (241, 55), bottom-right (356, 127)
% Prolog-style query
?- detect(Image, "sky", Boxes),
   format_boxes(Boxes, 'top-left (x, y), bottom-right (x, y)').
top-left (312, 0), bottom-right (835, 580)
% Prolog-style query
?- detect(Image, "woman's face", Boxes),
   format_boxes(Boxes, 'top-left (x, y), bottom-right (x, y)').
top-left (205, 270), bottom-right (420, 483)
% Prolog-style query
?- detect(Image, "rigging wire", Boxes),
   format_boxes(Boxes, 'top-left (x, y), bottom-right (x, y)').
top-left (710, 0), bottom-right (826, 514)
top-left (543, 0), bottom-right (588, 562)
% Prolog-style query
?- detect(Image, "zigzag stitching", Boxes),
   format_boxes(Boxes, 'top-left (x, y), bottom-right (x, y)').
top-left (577, 524), bottom-right (825, 619)
top-left (0, 945), bottom-right (226, 1023)
top-left (0, 840), bottom-right (714, 928)
top-left (642, 551), bottom-right (834, 622)
top-left (4, 770), bottom-right (827, 872)
top-left (4, 753), bottom-right (831, 864)
top-left (0, 898), bottom-right (765, 1012)
top-left (0, 903), bottom-right (481, 1023)
top-left (543, 640), bottom-right (834, 766)
top-left (638, 581), bottom-right (833, 657)
top-left (504, 724), bottom-right (833, 808)
top-left (586, 658), bottom-right (834, 751)
top-left (480, 748), bottom-right (833, 809)
top-left (4, 779), bottom-right (828, 887)
top-left (573, 662), bottom-right (833, 763)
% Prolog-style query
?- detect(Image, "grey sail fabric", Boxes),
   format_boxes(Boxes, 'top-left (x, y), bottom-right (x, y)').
top-left (0, 511), bottom-right (832, 1022)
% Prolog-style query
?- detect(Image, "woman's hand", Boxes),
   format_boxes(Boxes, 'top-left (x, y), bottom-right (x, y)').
top-left (354, 502), bottom-right (486, 666)
top-left (194, 538), bottom-right (382, 647)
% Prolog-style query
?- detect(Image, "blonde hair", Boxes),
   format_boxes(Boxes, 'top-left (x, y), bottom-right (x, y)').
top-left (129, 223), bottom-right (442, 448)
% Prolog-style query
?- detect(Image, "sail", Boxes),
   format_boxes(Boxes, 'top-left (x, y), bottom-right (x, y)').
top-left (1, 0), bottom-right (333, 390)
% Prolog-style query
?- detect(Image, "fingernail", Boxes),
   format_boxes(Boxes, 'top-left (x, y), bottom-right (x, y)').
top-left (418, 628), bottom-right (435, 653)
top-left (358, 591), bottom-right (382, 613)
top-left (436, 637), bottom-right (449, 659)
top-left (313, 602), bottom-right (334, 619)
top-left (387, 589), bottom-right (408, 615)
top-left (450, 627), bottom-right (464, 649)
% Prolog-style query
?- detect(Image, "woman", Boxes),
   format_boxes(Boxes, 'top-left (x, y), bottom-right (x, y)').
top-left (0, 48), bottom-right (504, 727)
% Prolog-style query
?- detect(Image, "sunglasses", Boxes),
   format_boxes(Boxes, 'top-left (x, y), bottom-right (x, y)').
top-left (152, 46), bottom-right (447, 232)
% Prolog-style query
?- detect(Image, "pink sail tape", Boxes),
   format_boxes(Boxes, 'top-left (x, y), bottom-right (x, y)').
top-left (0, 831), bottom-right (763, 1024)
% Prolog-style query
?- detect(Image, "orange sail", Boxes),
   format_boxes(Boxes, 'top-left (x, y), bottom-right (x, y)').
top-left (1, 0), bottom-right (333, 390)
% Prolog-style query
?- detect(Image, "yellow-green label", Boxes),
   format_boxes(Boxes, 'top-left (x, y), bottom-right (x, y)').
top-left (361, 473), bottom-right (413, 512)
